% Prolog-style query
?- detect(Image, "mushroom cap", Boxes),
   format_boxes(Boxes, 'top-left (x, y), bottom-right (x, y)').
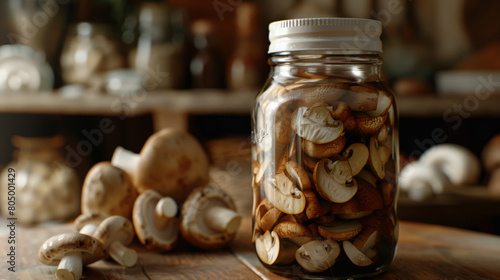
top-left (93, 216), bottom-right (135, 247)
top-left (133, 190), bottom-right (179, 252)
top-left (74, 212), bottom-right (108, 232)
top-left (38, 232), bottom-right (106, 266)
top-left (135, 128), bottom-right (209, 203)
top-left (419, 144), bottom-right (481, 185)
top-left (399, 161), bottom-right (451, 200)
top-left (81, 162), bottom-right (138, 219)
top-left (180, 186), bottom-right (239, 250)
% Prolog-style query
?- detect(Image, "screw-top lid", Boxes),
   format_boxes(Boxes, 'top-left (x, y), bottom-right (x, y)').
top-left (268, 18), bottom-right (382, 54)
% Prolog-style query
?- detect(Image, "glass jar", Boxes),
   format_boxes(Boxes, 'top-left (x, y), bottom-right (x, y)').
top-left (251, 18), bottom-right (399, 279)
top-left (0, 135), bottom-right (81, 225)
top-left (60, 22), bottom-right (125, 87)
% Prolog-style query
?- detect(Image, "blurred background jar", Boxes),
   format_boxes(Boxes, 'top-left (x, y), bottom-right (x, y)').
top-left (226, 2), bottom-right (267, 92)
top-left (128, 2), bottom-right (186, 90)
top-left (190, 19), bottom-right (224, 89)
top-left (0, 135), bottom-right (80, 225)
top-left (60, 22), bottom-right (125, 89)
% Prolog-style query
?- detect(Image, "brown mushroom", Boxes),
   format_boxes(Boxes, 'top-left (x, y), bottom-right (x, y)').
top-left (313, 158), bottom-right (358, 203)
top-left (291, 106), bottom-right (344, 144)
top-left (343, 143), bottom-right (369, 176)
top-left (133, 190), bottom-right (179, 252)
top-left (339, 86), bottom-right (378, 111)
top-left (264, 178), bottom-right (306, 215)
top-left (112, 128), bottom-right (209, 203)
top-left (303, 135), bottom-right (347, 159)
top-left (318, 219), bottom-right (362, 241)
top-left (273, 221), bottom-right (313, 239)
top-left (295, 240), bottom-right (341, 272)
top-left (328, 102), bottom-right (351, 122)
top-left (256, 198), bottom-right (284, 233)
top-left (331, 178), bottom-right (384, 219)
top-left (285, 161), bottom-right (312, 190)
top-left (367, 137), bottom-right (389, 180)
top-left (255, 230), bottom-right (299, 265)
top-left (180, 186), bottom-right (241, 250)
top-left (353, 114), bottom-right (388, 137)
top-left (38, 232), bottom-right (106, 280)
top-left (343, 240), bottom-right (373, 267)
top-left (92, 216), bottom-right (138, 267)
top-left (81, 162), bottom-right (137, 219)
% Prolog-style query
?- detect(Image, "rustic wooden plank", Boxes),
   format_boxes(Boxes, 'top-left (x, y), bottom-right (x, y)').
top-left (0, 221), bottom-right (259, 280)
top-left (3, 215), bottom-right (500, 279)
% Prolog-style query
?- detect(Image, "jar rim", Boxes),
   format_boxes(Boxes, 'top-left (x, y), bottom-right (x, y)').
top-left (268, 18), bottom-right (382, 54)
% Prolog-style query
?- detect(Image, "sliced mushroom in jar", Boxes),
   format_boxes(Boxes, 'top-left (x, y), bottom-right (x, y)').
top-left (313, 158), bottom-right (358, 203)
top-left (291, 107), bottom-right (344, 144)
top-left (264, 179), bottom-right (306, 215)
top-left (295, 240), bottom-right (341, 273)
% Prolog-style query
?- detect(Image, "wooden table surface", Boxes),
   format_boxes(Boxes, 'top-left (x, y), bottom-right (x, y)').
top-left (1, 217), bottom-right (500, 280)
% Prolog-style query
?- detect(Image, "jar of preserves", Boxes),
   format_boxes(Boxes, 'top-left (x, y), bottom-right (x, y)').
top-left (251, 18), bottom-right (399, 278)
top-left (0, 135), bottom-right (81, 225)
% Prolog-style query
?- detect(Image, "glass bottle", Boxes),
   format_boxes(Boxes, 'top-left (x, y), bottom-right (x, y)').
top-left (251, 18), bottom-right (399, 279)
top-left (0, 135), bottom-right (81, 225)
top-left (129, 2), bottom-right (186, 90)
top-left (189, 19), bottom-right (224, 89)
top-left (226, 2), bottom-right (266, 91)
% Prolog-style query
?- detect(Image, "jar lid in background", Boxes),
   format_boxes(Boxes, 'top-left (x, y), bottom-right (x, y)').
top-left (268, 18), bottom-right (382, 54)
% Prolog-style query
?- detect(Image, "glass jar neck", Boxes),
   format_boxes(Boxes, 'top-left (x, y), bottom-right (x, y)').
top-left (269, 52), bottom-right (383, 82)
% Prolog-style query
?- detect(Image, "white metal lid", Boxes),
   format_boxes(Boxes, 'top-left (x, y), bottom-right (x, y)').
top-left (268, 18), bottom-right (382, 54)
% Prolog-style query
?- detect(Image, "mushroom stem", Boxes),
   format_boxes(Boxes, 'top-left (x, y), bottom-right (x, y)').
top-left (108, 241), bottom-right (138, 268)
top-left (111, 146), bottom-right (140, 176)
top-left (154, 197), bottom-right (177, 229)
top-left (56, 252), bottom-right (82, 280)
top-left (204, 206), bottom-right (241, 234)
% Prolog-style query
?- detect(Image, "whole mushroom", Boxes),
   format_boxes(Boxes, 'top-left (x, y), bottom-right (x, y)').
top-left (38, 232), bottom-right (106, 280)
top-left (112, 128), bottom-right (209, 203)
top-left (180, 186), bottom-right (241, 250)
top-left (92, 215), bottom-right (138, 267)
top-left (400, 144), bottom-right (481, 200)
top-left (81, 162), bottom-right (137, 219)
top-left (38, 212), bottom-right (108, 280)
top-left (133, 190), bottom-right (179, 252)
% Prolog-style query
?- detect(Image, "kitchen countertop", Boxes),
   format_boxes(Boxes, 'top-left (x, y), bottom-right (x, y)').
top-left (1, 216), bottom-right (500, 280)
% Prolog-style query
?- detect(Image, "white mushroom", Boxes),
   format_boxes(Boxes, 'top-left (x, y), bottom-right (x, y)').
top-left (111, 128), bottom-right (210, 203)
top-left (399, 161), bottom-right (451, 201)
top-left (418, 144), bottom-right (481, 186)
top-left (180, 186), bottom-right (241, 250)
top-left (133, 190), bottom-right (179, 252)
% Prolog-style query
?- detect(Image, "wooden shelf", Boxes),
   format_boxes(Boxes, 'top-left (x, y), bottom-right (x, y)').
top-left (1, 91), bottom-right (500, 118)
top-left (0, 90), bottom-right (256, 116)
top-left (396, 94), bottom-right (500, 118)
